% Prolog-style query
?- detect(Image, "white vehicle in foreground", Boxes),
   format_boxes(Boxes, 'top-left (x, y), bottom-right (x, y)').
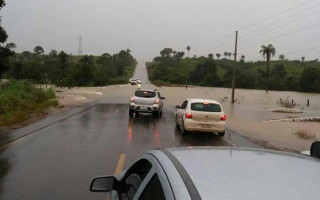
top-left (175, 98), bottom-right (226, 136)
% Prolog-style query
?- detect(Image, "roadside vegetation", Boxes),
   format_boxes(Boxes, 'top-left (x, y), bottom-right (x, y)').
top-left (294, 130), bottom-right (316, 140)
top-left (0, 80), bottom-right (58, 126)
top-left (147, 47), bottom-right (320, 93)
top-left (2, 49), bottom-right (137, 87)
top-left (0, 1), bottom-right (137, 126)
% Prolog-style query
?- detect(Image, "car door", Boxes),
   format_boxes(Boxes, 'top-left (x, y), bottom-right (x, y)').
top-left (177, 100), bottom-right (188, 125)
top-left (118, 154), bottom-right (174, 200)
top-left (132, 154), bottom-right (174, 200)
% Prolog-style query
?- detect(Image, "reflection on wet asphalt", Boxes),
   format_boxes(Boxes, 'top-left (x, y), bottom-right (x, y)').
top-left (0, 155), bottom-right (10, 195)
top-left (0, 104), bottom-right (231, 200)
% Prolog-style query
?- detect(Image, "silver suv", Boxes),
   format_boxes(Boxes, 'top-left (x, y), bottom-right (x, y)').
top-left (129, 89), bottom-right (165, 117)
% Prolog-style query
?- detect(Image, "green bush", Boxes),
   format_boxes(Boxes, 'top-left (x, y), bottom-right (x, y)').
top-left (0, 80), bottom-right (57, 126)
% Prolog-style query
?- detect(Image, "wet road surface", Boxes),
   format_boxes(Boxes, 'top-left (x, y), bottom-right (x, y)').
top-left (0, 103), bottom-right (232, 200)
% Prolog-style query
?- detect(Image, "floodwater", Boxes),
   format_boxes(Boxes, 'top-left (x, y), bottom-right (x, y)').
top-left (130, 62), bottom-right (320, 151)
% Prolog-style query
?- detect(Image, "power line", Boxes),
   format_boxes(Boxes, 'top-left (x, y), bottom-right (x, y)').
top-left (240, 10), bottom-right (320, 43)
top-left (215, 6), bottom-right (320, 50)
top-left (241, 5), bottom-right (320, 40)
top-left (285, 46), bottom-right (320, 54)
top-left (239, 0), bottom-right (314, 31)
top-left (239, 22), bottom-right (320, 50)
top-left (212, 34), bottom-right (234, 51)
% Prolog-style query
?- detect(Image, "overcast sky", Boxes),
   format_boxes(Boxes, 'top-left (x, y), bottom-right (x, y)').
top-left (2, 0), bottom-right (320, 62)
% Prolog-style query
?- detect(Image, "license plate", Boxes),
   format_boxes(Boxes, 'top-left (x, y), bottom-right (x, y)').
top-left (201, 124), bottom-right (212, 128)
top-left (140, 107), bottom-right (148, 110)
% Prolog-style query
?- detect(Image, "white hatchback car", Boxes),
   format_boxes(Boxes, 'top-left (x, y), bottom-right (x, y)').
top-left (175, 98), bottom-right (226, 136)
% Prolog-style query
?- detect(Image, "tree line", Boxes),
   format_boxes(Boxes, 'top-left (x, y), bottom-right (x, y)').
top-left (147, 47), bottom-right (320, 93)
top-left (2, 47), bottom-right (136, 87)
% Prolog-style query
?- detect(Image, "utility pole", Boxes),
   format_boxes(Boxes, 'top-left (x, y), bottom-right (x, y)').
top-left (78, 35), bottom-right (83, 56)
top-left (231, 31), bottom-right (238, 104)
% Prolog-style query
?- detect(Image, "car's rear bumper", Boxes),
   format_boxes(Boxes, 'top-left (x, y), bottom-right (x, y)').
top-left (130, 103), bottom-right (160, 112)
top-left (184, 119), bottom-right (226, 133)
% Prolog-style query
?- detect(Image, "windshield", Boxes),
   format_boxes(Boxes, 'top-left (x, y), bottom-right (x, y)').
top-left (135, 91), bottom-right (156, 98)
top-left (191, 103), bottom-right (221, 112)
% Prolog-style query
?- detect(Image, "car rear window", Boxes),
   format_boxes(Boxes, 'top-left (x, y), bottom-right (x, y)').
top-left (191, 103), bottom-right (221, 112)
top-left (135, 91), bottom-right (156, 98)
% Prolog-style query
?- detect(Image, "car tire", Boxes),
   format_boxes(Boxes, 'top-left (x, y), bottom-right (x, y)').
top-left (175, 116), bottom-right (180, 128)
top-left (153, 110), bottom-right (160, 118)
top-left (218, 132), bottom-right (225, 137)
top-left (135, 112), bottom-right (140, 117)
top-left (181, 121), bottom-right (188, 135)
top-left (129, 110), bottom-right (134, 117)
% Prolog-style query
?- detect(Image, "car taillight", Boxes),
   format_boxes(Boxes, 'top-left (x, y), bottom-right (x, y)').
top-left (185, 113), bottom-right (192, 119)
top-left (154, 99), bottom-right (159, 104)
top-left (130, 97), bottom-right (134, 102)
top-left (220, 114), bottom-right (227, 121)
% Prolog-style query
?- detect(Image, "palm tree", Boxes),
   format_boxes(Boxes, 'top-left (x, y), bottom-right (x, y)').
top-left (224, 52), bottom-right (228, 59)
top-left (301, 57), bottom-right (305, 62)
top-left (279, 54), bottom-right (285, 61)
top-left (228, 52), bottom-right (232, 60)
top-left (259, 44), bottom-right (276, 93)
top-left (216, 53), bottom-right (221, 60)
top-left (241, 55), bottom-right (245, 61)
top-left (186, 46), bottom-right (191, 57)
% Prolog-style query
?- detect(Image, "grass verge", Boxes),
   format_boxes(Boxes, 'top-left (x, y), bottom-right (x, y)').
top-left (0, 80), bottom-right (58, 126)
top-left (294, 129), bottom-right (315, 140)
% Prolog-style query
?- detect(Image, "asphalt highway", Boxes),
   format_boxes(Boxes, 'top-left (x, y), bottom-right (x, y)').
top-left (0, 63), bottom-right (240, 200)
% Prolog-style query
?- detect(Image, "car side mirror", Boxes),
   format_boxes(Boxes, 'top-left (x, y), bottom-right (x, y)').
top-left (310, 141), bottom-right (320, 159)
top-left (175, 105), bottom-right (181, 109)
top-left (90, 176), bottom-right (119, 192)
top-left (161, 97), bottom-right (165, 100)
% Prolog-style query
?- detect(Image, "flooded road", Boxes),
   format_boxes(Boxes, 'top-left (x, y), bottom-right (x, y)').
top-left (0, 62), bottom-right (319, 199)
top-left (0, 104), bottom-right (233, 200)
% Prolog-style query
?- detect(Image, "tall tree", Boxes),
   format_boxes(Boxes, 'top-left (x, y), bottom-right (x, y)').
top-left (279, 54), bottom-right (285, 61)
top-left (49, 49), bottom-right (58, 57)
top-left (301, 57), bottom-right (305, 62)
top-left (228, 52), bottom-right (232, 60)
top-left (259, 44), bottom-right (276, 93)
top-left (186, 46), bottom-right (191, 57)
top-left (241, 55), bottom-right (245, 60)
top-left (208, 53), bottom-right (214, 59)
top-left (0, 0), bottom-right (15, 77)
top-left (224, 52), bottom-right (228, 59)
top-left (216, 53), bottom-right (221, 60)
top-left (160, 48), bottom-right (173, 57)
top-left (34, 46), bottom-right (44, 54)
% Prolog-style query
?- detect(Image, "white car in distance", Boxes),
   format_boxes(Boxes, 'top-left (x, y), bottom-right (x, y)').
top-left (175, 98), bottom-right (226, 136)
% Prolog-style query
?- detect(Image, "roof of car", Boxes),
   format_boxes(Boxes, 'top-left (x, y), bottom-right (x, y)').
top-left (188, 98), bottom-right (220, 105)
top-left (154, 147), bottom-right (320, 200)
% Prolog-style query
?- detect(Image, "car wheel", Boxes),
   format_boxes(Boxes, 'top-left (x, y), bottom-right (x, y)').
top-left (135, 112), bottom-right (140, 117)
top-left (218, 132), bottom-right (225, 137)
top-left (153, 110), bottom-right (160, 118)
top-left (129, 110), bottom-right (134, 117)
top-left (181, 121), bottom-right (188, 135)
top-left (175, 115), bottom-right (180, 128)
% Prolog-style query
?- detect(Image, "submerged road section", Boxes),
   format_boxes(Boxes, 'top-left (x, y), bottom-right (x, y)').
top-left (0, 103), bottom-right (231, 200)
